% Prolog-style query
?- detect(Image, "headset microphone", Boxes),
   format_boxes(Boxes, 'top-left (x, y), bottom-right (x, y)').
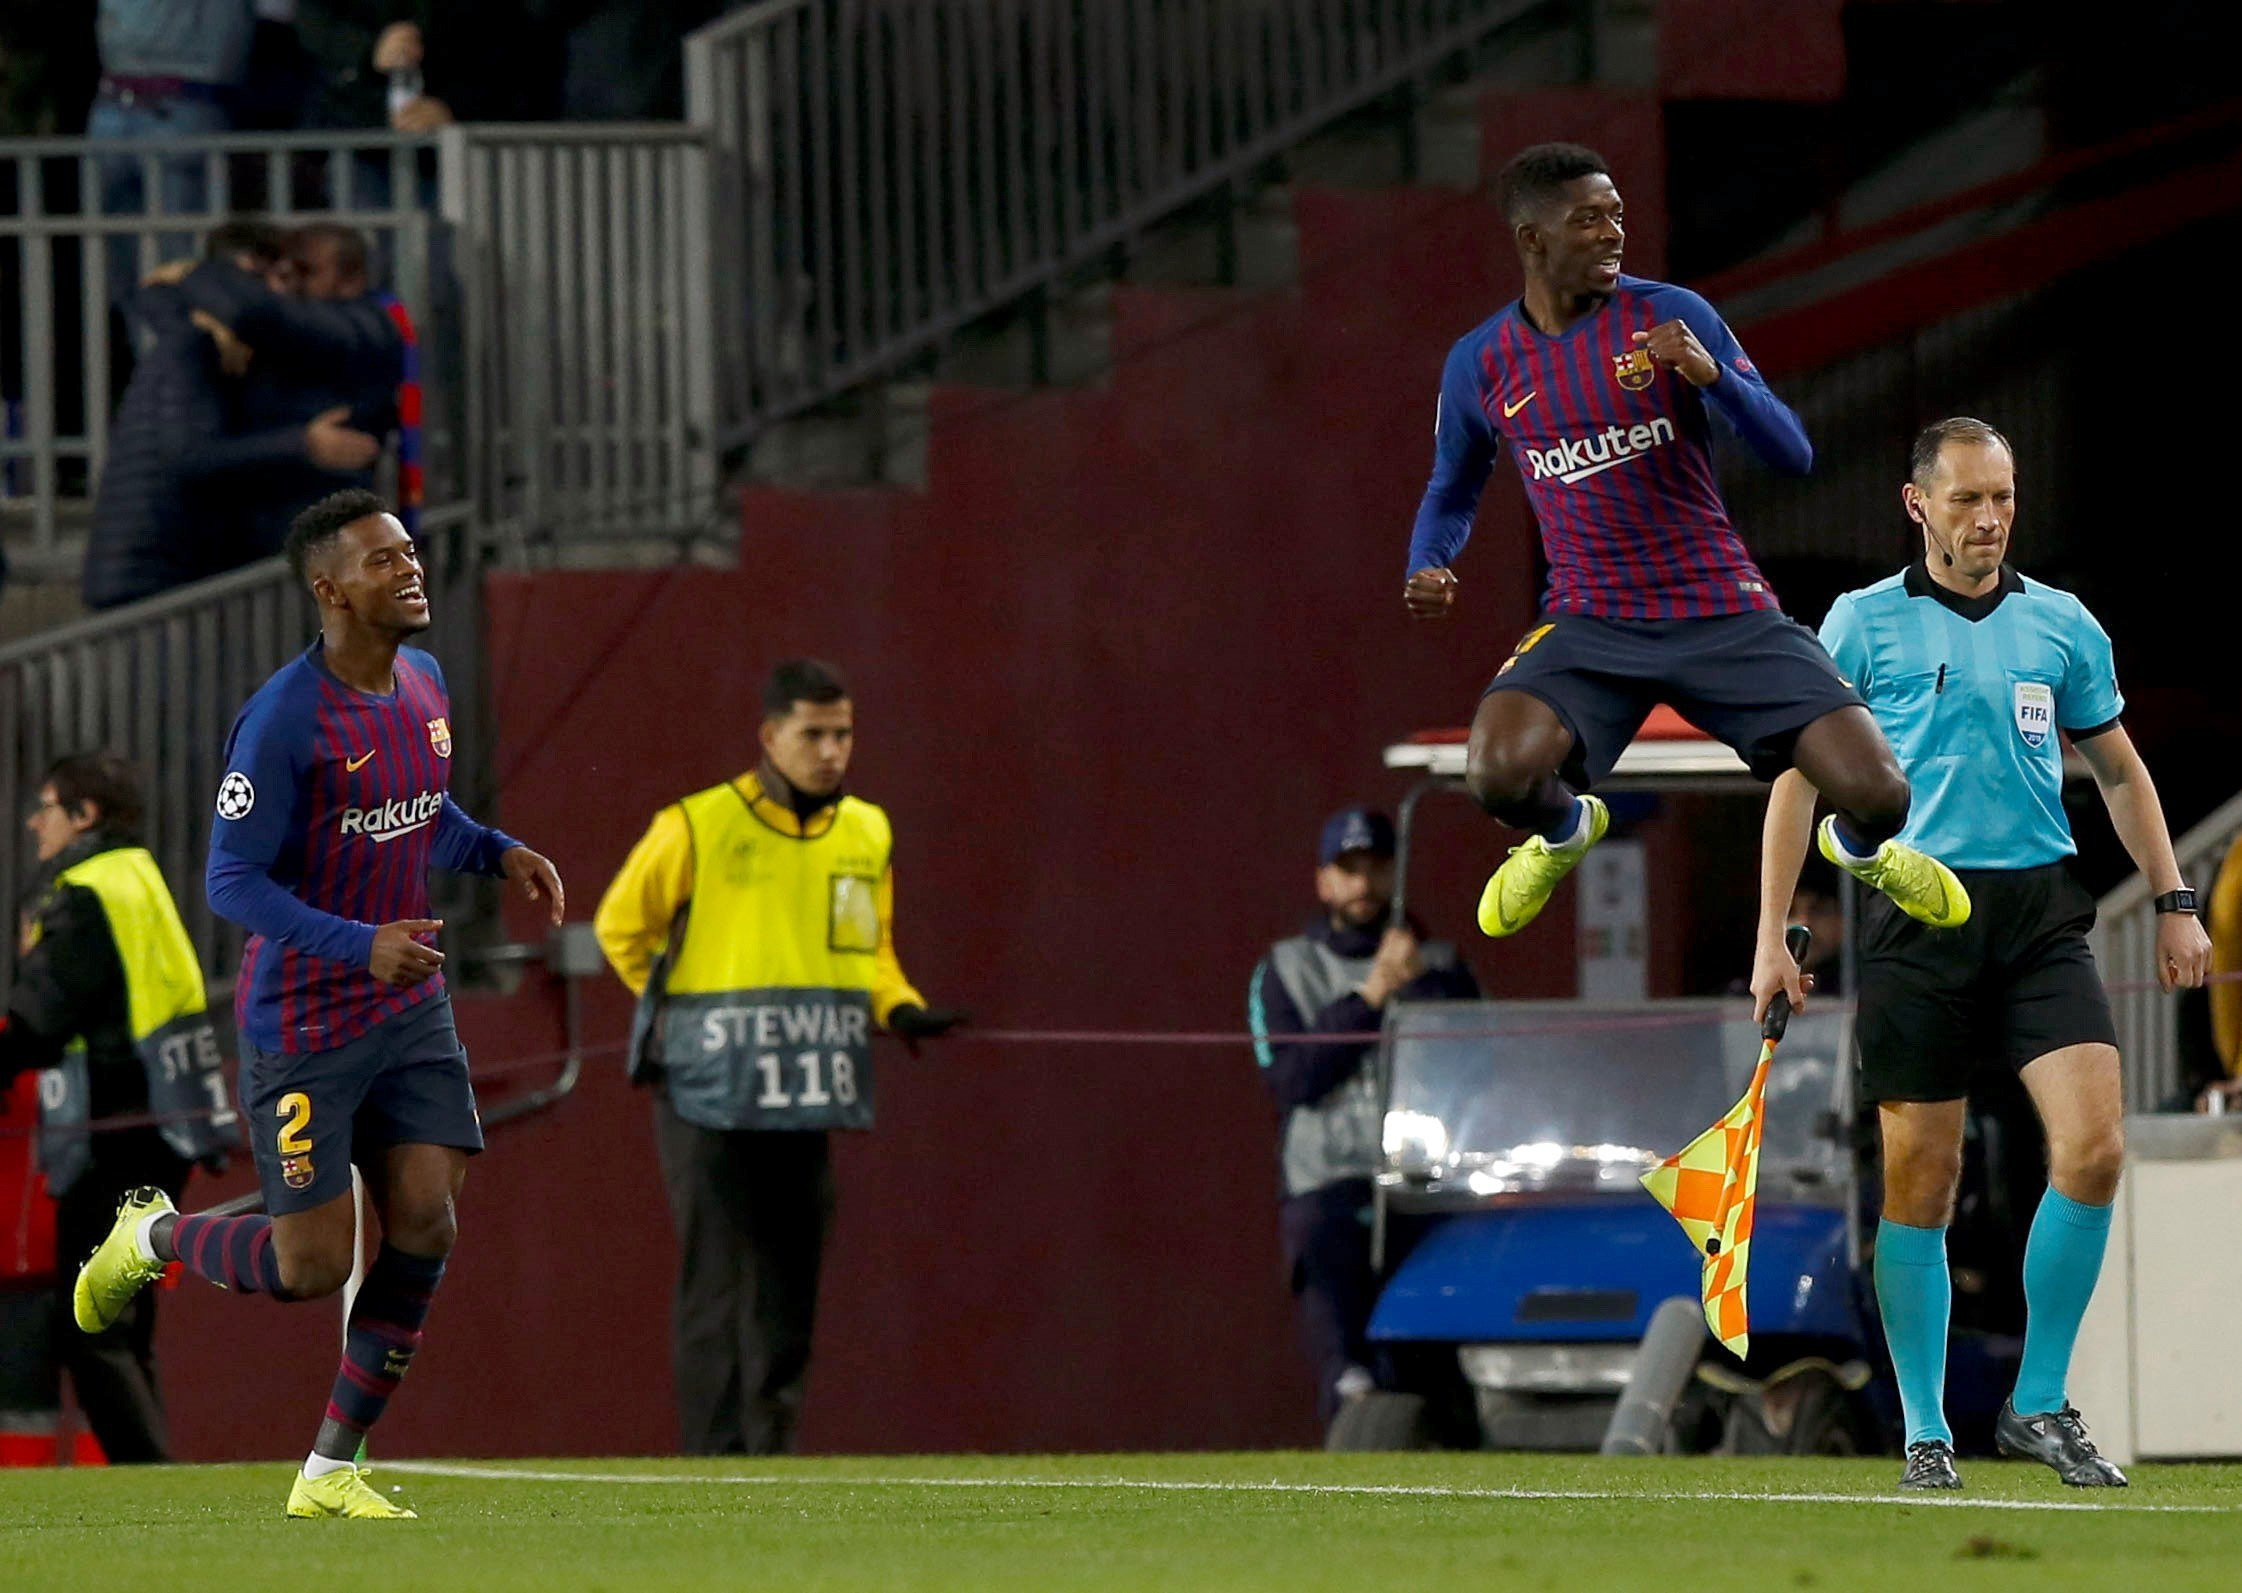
top-left (1909, 502), bottom-right (1956, 567)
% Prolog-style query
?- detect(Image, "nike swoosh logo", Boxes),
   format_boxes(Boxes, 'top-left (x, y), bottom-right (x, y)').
top-left (346, 751), bottom-right (376, 772)
top-left (1502, 391), bottom-right (1537, 419)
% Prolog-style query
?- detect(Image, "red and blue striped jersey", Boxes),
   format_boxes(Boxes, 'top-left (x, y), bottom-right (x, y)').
top-left (1406, 275), bottom-right (1812, 621)
top-left (207, 642), bottom-right (517, 1054)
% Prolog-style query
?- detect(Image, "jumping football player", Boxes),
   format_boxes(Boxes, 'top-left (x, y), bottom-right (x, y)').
top-left (1403, 142), bottom-right (1968, 938)
top-left (73, 489), bottom-right (565, 1518)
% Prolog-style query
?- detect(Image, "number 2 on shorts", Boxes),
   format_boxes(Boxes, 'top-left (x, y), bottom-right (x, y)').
top-left (275, 1091), bottom-right (314, 1155)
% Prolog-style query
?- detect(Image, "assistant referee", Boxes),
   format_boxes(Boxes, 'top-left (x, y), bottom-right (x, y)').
top-left (1752, 418), bottom-right (2209, 1493)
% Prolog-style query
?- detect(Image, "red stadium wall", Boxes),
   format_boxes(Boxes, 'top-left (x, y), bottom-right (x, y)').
top-left (151, 91), bottom-right (1679, 1459)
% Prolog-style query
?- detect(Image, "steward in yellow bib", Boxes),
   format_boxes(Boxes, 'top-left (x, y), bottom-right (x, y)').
top-left (594, 658), bottom-right (965, 1454)
top-left (0, 753), bottom-right (229, 1463)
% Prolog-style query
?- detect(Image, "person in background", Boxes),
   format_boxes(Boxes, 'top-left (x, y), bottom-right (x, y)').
top-left (595, 658), bottom-right (966, 1455)
top-left (0, 753), bottom-right (231, 1463)
top-left (89, 2), bottom-right (257, 271)
top-left (173, 222), bottom-right (402, 570)
top-left (287, 6), bottom-right (561, 137)
top-left (82, 219), bottom-right (304, 610)
top-left (1248, 807), bottom-right (1479, 1434)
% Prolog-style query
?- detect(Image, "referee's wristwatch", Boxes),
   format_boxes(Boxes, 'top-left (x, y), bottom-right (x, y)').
top-left (2153, 887), bottom-right (2199, 916)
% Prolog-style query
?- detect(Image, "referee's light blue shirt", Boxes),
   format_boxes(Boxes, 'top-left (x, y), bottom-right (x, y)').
top-left (1819, 564), bottom-right (2124, 870)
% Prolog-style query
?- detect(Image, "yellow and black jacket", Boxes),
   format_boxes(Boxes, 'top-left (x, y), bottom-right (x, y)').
top-left (0, 835), bottom-right (230, 1193)
top-left (594, 772), bottom-right (922, 1132)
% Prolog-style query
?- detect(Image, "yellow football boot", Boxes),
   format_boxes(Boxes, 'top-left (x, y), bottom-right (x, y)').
top-left (1477, 795), bottom-right (1610, 937)
top-left (286, 1466), bottom-right (419, 1520)
top-left (73, 1187), bottom-right (174, 1333)
top-left (1818, 816), bottom-right (1972, 929)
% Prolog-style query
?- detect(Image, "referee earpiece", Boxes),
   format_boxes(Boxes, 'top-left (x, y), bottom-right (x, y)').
top-left (1904, 488), bottom-right (1955, 566)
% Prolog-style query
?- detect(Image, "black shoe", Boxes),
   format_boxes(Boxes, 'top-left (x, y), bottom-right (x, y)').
top-left (1899, 1439), bottom-right (1961, 1490)
top-left (1994, 1400), bottom-right (2128, 1487)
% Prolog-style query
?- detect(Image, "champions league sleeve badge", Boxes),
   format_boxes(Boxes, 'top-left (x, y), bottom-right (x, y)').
top-left (216, 771), bottom-right (255, 820)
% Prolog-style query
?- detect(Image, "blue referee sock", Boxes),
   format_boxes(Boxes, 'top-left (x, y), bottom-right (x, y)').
top-left (2012, 1188), bottom-right (2114, 1416)
top-left (1874, 1218), bottom-right (1953, 1447)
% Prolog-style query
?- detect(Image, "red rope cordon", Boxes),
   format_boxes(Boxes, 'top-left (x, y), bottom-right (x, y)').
top-left (7, 968), bottom-right (2232, 1143)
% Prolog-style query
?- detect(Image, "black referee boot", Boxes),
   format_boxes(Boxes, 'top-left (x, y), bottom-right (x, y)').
top-left (1898, 1439), bottom-right (1961, 1490)
top-left (1995, 1401), bottom-right (2128, 1486)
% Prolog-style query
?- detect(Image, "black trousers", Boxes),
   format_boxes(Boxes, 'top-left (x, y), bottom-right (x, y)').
top-left (1280, 1179), bottom-right (1382, 1429)
top-left (652, 1095), bottom-right (833, 1455)
top-left (52, 1144), bottom-right (191, 1464)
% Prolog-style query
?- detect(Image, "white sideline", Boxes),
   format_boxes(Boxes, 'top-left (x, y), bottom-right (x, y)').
top-left (383, 1460), bottom-right (2235, 1514)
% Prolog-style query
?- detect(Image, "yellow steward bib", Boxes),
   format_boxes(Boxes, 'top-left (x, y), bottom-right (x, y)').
top-left (36, 846), bottom-right (231, 1192)
top-left (632, 780), bottom-right (895, 1130)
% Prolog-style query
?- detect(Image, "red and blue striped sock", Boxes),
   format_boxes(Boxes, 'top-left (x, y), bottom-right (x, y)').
top-left (166, 1212), bottom-right (289, 1297)
top-left (313, 1244), bottom-right (447, 1461)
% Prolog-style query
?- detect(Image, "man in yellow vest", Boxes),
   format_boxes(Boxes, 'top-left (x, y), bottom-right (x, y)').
top-left (595, 658), bottom-right (964, 1454)
top-left (0, 752), bottom-right (231, 1462)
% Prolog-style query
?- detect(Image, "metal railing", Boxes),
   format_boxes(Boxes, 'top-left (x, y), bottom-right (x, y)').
top-left (4, 121), bottom-right (726, 572)
top-left (2096, 790), bottom-right (2242, 1114)
top-left (0, 504), bottom-right (484, 992)
top-left (0, 131), bottom-right (442, 564)
top-left (685, 0), bottom-right (1554, 446)
top-left (6, 3), bottom-right (1563, 567)
top-left (437, 124), bottom-right (726, 556)
top-left (1718, 288), bottom-right (2064, 570)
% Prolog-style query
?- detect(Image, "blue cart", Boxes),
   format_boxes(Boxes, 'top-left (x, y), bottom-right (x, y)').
top-left (1337, 728), bottom-right (2019, 1454)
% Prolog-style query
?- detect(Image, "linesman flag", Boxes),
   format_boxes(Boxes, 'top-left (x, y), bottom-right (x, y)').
top-left (1640, 925), bottom-right (1811, 1359)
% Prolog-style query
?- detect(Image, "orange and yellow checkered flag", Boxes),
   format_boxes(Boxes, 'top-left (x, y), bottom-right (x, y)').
top-left (1640, 1054), bottom-right (1770, 1357)
top-left (1639, 925), bottom-right (1811, 1359)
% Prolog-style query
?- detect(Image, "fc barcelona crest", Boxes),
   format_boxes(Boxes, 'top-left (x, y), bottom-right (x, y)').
top-left (428, 717), bottom-right (453, 759)
top-left (1612, 349), bottom-right (1657, 391)
top-left (280, 1152), bottom-right (314, 1191)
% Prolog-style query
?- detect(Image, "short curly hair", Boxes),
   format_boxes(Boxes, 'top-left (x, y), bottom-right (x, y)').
top-left (285, 487), bottom-right (392, 584)
top-left (1495, 142), bottom-right (1612, 225)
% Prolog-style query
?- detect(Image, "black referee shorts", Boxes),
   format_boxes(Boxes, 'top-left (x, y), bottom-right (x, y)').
top-left (1855, 862), bottom-right (2118, 1104)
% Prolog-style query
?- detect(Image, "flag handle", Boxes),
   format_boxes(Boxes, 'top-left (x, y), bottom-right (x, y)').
top-left (1761, 925), bottom-right (1813, 1043)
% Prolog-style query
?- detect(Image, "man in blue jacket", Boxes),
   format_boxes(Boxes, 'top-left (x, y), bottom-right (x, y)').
top-left (175, 222), bottom-right (403, 572)
top-left (83, 221), bottom-right (387, 609)
top-left (1249, 808), bottom-right (1479, 1431)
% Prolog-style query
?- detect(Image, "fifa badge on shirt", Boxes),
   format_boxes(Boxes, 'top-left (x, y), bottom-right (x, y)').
top-left (1612, 349), bottom-right (1656, 391)
top-left (2014, 681), bottom-right (2054, 748)
top-left (427, 716), bottom-right (453, 758)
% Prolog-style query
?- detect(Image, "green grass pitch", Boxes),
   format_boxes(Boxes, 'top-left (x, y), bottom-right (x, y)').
top-left (6, 1452), bottom-right (2240, 1591)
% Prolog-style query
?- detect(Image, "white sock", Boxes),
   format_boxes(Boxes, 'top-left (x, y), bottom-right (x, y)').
top-left (1543, 796), bottom-right (1594, 854)
top-left (303, 1452), bottom-right (355, 1480)
top-left (131, 1209), bottom-right (165, 1263)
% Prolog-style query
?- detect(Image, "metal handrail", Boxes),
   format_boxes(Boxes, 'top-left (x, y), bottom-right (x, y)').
top-left (685, 0), bottom-right (1561, 447)
top-left (2094, 786), bottom-right (2242, 1113)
